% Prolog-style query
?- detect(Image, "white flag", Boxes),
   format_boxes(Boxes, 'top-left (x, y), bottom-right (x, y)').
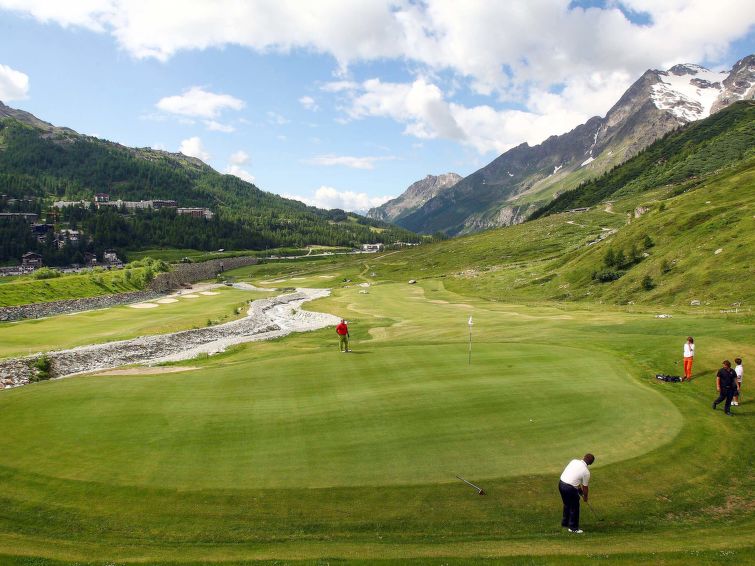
top-left (468, 316), bottom-right (473, 326)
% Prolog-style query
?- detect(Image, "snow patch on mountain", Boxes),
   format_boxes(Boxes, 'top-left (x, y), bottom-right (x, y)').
top-left (651, 64), bottom-right (728, 121)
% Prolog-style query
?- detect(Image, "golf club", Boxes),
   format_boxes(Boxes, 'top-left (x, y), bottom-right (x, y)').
top-left (455, 475), bottom-right (486, 495)
top-left (584, 499), bottom-right (603, 521)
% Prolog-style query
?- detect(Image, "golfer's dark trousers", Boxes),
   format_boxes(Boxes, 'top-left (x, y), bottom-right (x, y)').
top-left (713, 387), bottom-right (735, 413)
top-left (558, 480), bottom-right (580, 529)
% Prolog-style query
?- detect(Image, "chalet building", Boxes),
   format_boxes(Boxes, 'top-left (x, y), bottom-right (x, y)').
top-left (0, 212), bottom-right (38, 222)
top-left (103, 250), bottom-right (123, 266)
top-left (151, 199), bottom-right (178, 209)
top-left (31, 223), bottom-right (54, 243)
top-left (94, 193), bottom-right (110, 203)
top-left (177, 207), bottom-right (214, 220)
top-left (56, 229), bottom-right (81, 248)
top-left (84, 252), bottom-right (98, 267)
top-left (21, 252), bottom-right (43, 270)
top-left (53, 200), bottom-right (89, 208)
top-left (96, 199), bottom-right (177, 211)
top-left (361, 243), bottom-right (384, 252)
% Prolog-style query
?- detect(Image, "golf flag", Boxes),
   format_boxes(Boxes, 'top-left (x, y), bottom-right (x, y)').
top-left (468, 315), bottom-right (473, 326)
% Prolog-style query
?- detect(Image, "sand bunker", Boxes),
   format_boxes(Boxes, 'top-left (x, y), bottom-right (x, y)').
top-left (180, 294), bottom-right (200, 299)
top-left (94, 366), bottom-right (198, 376)
top-left (200, 291), bottom-right (220, 296)
top-left (129, 303), bottom-right (159, 309)
top-left (156, 298), bottom-right (179, 304)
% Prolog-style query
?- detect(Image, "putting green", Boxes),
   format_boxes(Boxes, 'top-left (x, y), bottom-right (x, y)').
top-left (0, 280), bottom-right (751, 563)
top-left (0, 341), bottom-right (678, 490)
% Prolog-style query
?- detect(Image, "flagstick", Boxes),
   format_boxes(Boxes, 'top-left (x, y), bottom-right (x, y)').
top-left (468, 315), bottom-right (473, 365)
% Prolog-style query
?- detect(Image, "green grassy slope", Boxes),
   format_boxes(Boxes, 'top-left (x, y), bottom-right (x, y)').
top-left (0, 264), bottom-right (160, 307)
top-left (0, 286), bottom-right (272, 358)
top-left (0, 281), bottom-right (751, 563)
top-left (531, 100), bottom-right (755, 219)
top-left (315, 154), bottom-right (753, 307)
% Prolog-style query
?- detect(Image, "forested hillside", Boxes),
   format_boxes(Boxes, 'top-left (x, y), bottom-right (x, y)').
top-left (0, 113), bottom-right (419, 264)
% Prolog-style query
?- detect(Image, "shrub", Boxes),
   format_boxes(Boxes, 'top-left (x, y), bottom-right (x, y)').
top-left (629, 243), bottom-right (641, 262)
top-left (32, 267), bottom-right (61, 280)
top-left (661, 259), bottom-right (672, 274)
top-left (33, 354), bottom-right (52, 381)
top-left (592, 269), bottom-right (622, 282)
top-left (604, 248), bottom-right (617, 268)
top-left (643, 235), bottom-right (655, 249)
top-left (642, 275), bottom-right (655, 291)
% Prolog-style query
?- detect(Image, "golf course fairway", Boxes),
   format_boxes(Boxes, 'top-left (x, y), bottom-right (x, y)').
top-left (0, 279), bottom-right (752, 564)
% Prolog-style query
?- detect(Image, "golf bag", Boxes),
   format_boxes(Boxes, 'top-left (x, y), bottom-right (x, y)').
top-left (656, 373), bottom-right (682, 382)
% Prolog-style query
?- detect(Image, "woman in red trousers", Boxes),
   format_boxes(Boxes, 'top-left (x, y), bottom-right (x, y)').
top-left (683, 336), bottom-right (695, 381)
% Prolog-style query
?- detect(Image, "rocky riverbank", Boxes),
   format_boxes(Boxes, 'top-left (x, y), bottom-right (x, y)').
top-left (0, 256), bottom-right (259, 322)
top-left (0, 288), bottom-right (339, 389)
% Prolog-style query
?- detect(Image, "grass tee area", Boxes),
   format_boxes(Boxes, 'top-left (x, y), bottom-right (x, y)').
top-left (0, 263), bottom-right (752, 564)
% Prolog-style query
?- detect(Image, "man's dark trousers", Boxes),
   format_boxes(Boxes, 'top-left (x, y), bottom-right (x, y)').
top-left (559, 480), bottom-right (580, 529)
top-left (713, 387), bottom-right (735, 414)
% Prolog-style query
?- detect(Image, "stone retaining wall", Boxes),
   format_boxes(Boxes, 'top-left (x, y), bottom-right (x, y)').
top-left (0, 290), bottom-right (325, 390)
top-left (149, 256), bottom-right (259, 292)
top-left (0, 256), bottom-right (259, 321)
top-left (0, 290), bottom-right (164, 322)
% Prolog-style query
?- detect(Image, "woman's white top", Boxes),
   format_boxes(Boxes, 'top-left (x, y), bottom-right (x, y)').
top-left (684, 343), bottom-right (695, 357)
top-left (735, 364), bottom-right (743, 383)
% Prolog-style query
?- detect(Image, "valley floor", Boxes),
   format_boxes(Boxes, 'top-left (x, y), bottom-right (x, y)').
top-left (0, 268), bottom-right (752, 564)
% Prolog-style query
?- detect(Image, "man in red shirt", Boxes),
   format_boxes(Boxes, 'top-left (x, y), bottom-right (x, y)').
top-left (336, 319), bottom-right (350, 352)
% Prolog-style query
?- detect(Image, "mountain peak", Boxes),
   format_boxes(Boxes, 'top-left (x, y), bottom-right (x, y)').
top-left (367, 172), bottom-right (461, 223)
top-left (667, 63), bottom-right (710, 76)
top-left (650, 62), bottom-right (729, 122)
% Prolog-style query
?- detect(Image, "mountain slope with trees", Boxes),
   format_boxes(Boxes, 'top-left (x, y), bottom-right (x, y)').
top-left (0, 103), bottom-right (419, 264)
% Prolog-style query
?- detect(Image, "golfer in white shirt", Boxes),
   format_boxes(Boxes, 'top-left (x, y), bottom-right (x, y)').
top-left (558, 453), bottom-right (595, 533)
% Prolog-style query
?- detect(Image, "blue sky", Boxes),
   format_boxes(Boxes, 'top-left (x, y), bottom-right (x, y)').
top-left (0, 1), bottom-right (753, 213)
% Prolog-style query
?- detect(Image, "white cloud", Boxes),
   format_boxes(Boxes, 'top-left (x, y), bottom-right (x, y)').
top-left (299, 95), bottom-right (318, 110)
top-left (229, 150), bottom-right (250, 165)
top-left (223, 150), bottom-right (253, 182)
top-left (5, 1), bottom-right (751, 88)
top-left (285, 186), bottom-right (393, 214)
top-left (0, 63), bottom-right (30, 101)
top-left (178, 136), bottom-right (210, 162)
top-left (321, 80), bottom-right (359, 93)
top-left (204, 120), bottom-right (235, 132)
top-left (266, 111), bottom-right (290, 125)
top-left (3, 1), bottom-right (754, 156)
top-left (334, 75), bottom-right (636, 154)
top-left (224, 164), bottom-right (255, 183)
top-left (304, 154), bottom-right (396, 170)
top-left (156, 86), bottom-right (244, 119)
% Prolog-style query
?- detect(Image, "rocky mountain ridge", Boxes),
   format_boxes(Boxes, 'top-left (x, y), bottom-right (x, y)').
top-left (393, 54), bottom-right (755, 235)
top-left (366, 172), bottom-right (461, 223)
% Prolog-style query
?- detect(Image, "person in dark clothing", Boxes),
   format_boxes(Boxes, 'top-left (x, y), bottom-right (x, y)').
top-left (558, 453), bottom-right (595, 533)
top-left (713, 360), bottom-right (738, 416)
